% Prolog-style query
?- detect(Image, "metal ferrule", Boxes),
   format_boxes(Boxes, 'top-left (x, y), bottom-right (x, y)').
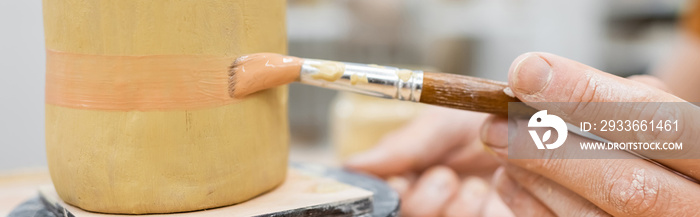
top-left (299, 59), bottom-right (423, 102)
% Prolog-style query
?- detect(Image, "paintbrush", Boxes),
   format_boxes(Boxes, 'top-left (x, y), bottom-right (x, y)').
top-left (229, 53), bottom-right (531, 115)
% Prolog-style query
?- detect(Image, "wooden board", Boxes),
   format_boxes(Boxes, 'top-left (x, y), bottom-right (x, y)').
top-left (39, 169), bottom-right (374, 217)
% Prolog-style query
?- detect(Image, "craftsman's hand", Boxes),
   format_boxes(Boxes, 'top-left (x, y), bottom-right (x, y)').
top-left (344, 106), bottom-right (513, 216)
top-left (484, 52), bottom-right (700, 216)
top-left (345, 107), bottom-right (497, 176)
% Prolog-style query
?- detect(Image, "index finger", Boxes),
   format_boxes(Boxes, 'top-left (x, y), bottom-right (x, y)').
top-left (344, 107), bottom-right (487, 177)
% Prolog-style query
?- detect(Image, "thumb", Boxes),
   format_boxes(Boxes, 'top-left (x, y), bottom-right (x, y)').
top-left (508, 52), bottom-right (684, 104)
top-left (505, 52), bottom-right (692, 142)
top-left (626, 74), bottom-right (671, 93)
top-left (504, 52), bottom-right (700, 168)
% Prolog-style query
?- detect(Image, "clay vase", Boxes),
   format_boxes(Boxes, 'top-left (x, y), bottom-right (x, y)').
top-left (43, 0), bottom-right (289, 214)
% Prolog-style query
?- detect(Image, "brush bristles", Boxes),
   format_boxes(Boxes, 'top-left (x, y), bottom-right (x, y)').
top-left (228, 57), bottom-right (243, 98)
top-left (225, 53), bottom-right (303, 98)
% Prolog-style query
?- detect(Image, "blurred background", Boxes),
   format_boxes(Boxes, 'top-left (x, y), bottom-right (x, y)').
top-left (0, 0), bottom-right (687, 171)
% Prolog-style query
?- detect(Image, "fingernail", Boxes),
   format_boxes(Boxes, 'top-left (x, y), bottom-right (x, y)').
top-left (403, 167), bottom-right (459, 216)
top-left (510, 53), bottom-right (552, 95)
top-left (386, 175), bottom-right (411, 196)
top-left (424, 168), bottom-right (458, 198)
top-left (481, 117), bottom-right (510, 149)
top-left (461, 177), bottom-right (489, 197)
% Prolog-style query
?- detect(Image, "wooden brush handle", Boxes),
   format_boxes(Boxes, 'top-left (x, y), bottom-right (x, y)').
top-left (420, 72), bottom-right (533, 116)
